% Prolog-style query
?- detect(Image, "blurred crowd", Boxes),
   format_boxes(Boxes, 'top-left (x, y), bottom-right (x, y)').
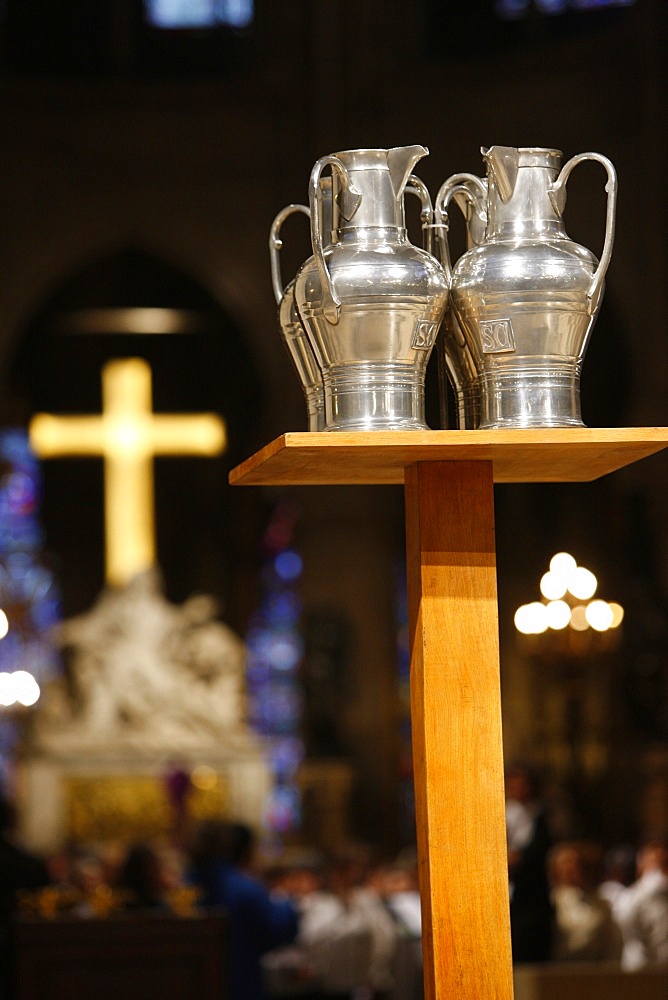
top-left (1, 777), bottom-right (668, 1000)
top-left (505, 762), bottom-right (668, 972)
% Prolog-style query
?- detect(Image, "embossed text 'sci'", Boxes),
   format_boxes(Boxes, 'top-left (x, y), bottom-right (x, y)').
top-left (411, 319), bottom-right (440, 350)
top-left (480, 319), bottom-right (516, 354)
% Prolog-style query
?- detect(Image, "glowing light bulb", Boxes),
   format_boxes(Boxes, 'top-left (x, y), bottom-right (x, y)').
top-left (540, 571), bottom-right (568, 601)
top-left (0, 610), bottom-right (8, 640)
top-left (546, 600), bottom-right (571, 630)
top-left (569, 605), bottom-right (589, 631)
top-left (515, 604), bottom-right (540, 635)
top-left (585, 600), bottom-right (614, 632)
top-left (550, 552), bottom-right (577, 581)
top-left (13, 671), bottom-right (41, 707)
top-left (608, 602), bottom-right (624, 628)
top-left (568, 566), bottom-right (597, 600)
top-left (516, 601), bottom-right (549, 634)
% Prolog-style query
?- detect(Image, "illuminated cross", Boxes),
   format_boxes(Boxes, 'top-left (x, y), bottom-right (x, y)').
top-left (29, 357), bottom-right (226, 587)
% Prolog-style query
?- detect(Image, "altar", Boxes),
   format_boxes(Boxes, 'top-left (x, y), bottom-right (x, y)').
top-left (18, 570), bottom-right (270, 852)
top-left (17, 357), bottom-right (270, 851)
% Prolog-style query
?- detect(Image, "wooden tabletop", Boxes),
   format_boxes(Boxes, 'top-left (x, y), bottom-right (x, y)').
top-left (229, 427), bottom-right (668, 486)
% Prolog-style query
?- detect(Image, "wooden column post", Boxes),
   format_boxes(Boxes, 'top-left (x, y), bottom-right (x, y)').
top-left (405, 460), bottom-right (514, 1000)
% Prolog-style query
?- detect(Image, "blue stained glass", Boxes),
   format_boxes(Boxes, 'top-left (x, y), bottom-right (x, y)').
top-left (246, 662), bottom-right (272, 688)
top-left (6, 471), bottom-right (38, 515)
top-left (495, 0), bottom-right (530, 17)
top-left (535, 0), bottom-right (568, 12)
top-left (0, 430), bottom-right (37, 468)
top-left (265, 590), bottom-right (302, 620)
top-left (0, 634), bottom-right (21, 667)
top-left (255, 682), bottom-right (302, 731)
top-left (496, 0), bottom-right (633, 14)
top-left (220, 0), bottom-right (253, 27)
top-left (245, 501), bottom-right (304, 840)
top-left (7, 551), bottom-right (35, 577)
top-left (0, 523), bottom-right (43, 554)
top-left (0, 718), bottom-right (18, 750)
top-left (265, 633), bottom-right (303, 672)
top-left (264, 783), bottom-right (301, 834)
top-left (571, 0), bottom-right (634, 6)
top-left (0, 429), bottom-right (62, 722)
top-left (24, 566), bottom-right (54, 602)
top-left (31, 598), bottom-right (61, 632)
top-left (247, 623), bottom-right (303, 671)
top-left (268, 736), bottom-right (305, 778)
top-left (144, 0), bottom-right (254, 30)
top-left (246, 625), bottom-right (273, 654)
top-left (274, 550), bottom-right (303, 582)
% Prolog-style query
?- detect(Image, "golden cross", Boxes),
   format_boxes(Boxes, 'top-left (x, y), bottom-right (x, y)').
top-left (29, 357), bottom-right (226, 587)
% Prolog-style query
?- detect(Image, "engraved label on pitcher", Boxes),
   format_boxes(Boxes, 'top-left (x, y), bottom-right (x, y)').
top-left (411, 319), bottom-right (440, 350)
top-left (480, 318), bottom-right (516, 354)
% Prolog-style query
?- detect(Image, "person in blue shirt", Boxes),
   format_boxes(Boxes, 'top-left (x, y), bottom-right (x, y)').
top-left (188, 819), bottom-right (299, 1000)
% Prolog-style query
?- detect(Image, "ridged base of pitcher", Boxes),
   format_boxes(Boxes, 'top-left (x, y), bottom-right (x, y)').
top-left (478, 364), bottom-right (584, 430)
top-left (305, 385), bottom-right (326, 432)
top-left (322, 364), bottom-right (429, 431)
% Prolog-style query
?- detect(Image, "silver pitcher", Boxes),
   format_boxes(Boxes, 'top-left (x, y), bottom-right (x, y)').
top-left (270, 175), bottom-right (433, 432)
top-left (294, 146), bottom-right (449, 432)
top-left (434, 173), bottom-right (488, 428)
top-left (270, 190), bottom-right (331, 432)
top-left (436, 146), bottom-right (617, 429)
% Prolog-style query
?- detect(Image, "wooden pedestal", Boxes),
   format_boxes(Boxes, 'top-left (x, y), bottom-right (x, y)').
top-left (230, 428), bottom-right (668, 1000)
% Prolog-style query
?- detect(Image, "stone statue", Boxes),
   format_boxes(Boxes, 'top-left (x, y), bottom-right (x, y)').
top-left (31, 569), bottom-right (254, 752)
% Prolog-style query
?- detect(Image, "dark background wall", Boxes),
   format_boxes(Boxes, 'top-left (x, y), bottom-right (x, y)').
top-left (0, 0), bottom-right (666, 849)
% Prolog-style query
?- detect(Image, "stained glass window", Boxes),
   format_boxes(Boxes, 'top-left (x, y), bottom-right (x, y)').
top-left (245, 501), bottom-right (305, 843)
top-left (0, 429), bottom-right (61, 791)
top-left (495, 0), bottom-right (634, 16)
top-left (144, 0), bottom-right (254, 30)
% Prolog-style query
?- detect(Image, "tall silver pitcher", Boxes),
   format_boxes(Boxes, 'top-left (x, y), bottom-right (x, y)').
top-left (437, 146), bottom-right (617, 429)
top-left (434, 172), bottom-right (488, 428)
top-left (294, 147), bottom-right (449, 431)
top-left (270, 185), bottom-right (334, 432)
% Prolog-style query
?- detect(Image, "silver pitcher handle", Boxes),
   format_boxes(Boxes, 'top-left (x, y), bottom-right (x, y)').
top-left (405, 174), bottom-right (434, 253)
top-left (434, 173), bottom-right (488, 283)
top-left (309, 154), bottom-right (361, 325)
top-left (550, 152), bottom-right (618, 315)
top-left (269, 203), bottom-right (310, 305)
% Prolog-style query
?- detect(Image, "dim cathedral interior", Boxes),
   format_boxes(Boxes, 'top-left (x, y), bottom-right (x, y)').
top-left (0, 0), bottom-right (666, 992)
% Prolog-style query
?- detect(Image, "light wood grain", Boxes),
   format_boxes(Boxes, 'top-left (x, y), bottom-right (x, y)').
top-left (229, 427), bottom-right (668, 486)
top-left (405, 461), bottom-right (513, 1000)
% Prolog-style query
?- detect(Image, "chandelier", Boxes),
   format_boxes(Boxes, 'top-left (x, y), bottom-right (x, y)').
top-left (514, 552), bottom-right (624, 656)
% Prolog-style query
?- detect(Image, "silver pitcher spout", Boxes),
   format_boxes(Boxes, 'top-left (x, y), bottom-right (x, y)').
top-left (388, 144), bottom-right (430, 206)
top-left (482, 145), bottom-right (519, 204)
top-left (440, 145), bottom-right (617, 429)
top-left (295, 146), bottom-right (449, 432)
